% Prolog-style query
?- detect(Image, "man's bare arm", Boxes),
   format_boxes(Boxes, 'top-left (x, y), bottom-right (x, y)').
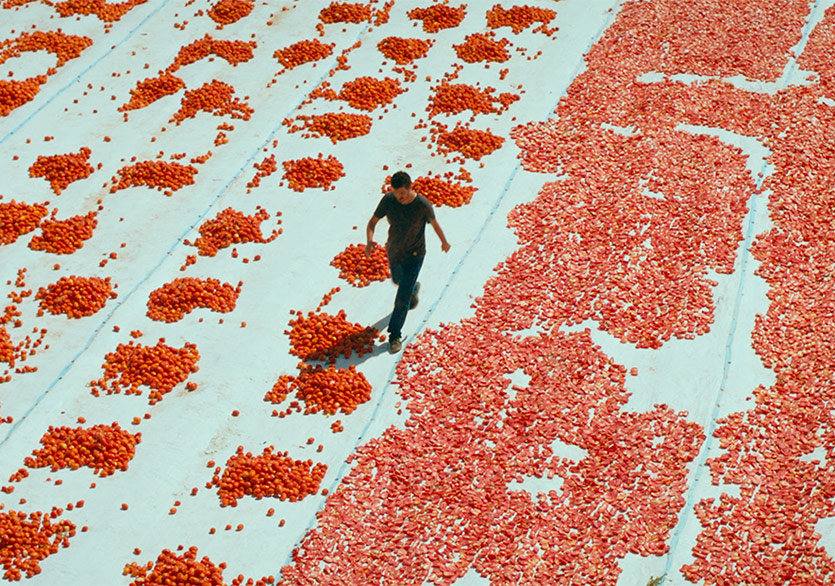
top-left (430, 219), bottom-right (451, 253)
top-left (365, 215), bottom-right (380, 257)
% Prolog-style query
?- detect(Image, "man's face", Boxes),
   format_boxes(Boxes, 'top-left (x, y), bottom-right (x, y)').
top-left (393, 186), bottom-right (412, 204)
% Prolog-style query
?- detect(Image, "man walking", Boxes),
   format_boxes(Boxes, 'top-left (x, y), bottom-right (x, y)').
top-left (366, 170), bottom-right (451, 353)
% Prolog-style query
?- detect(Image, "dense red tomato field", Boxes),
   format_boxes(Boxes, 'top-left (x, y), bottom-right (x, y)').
top-left (1, 0), bottom-right (834, 585)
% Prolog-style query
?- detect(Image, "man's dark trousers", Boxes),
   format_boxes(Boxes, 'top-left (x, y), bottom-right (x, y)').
top-left (387, 254), bottom-right (423, 341)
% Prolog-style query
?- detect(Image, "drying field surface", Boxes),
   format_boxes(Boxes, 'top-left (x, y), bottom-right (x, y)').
top-left (1, 0), bottom-right (834, 584)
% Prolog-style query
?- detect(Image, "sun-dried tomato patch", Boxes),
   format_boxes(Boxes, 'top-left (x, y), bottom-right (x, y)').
top-left (246, 155), bottom-right (278, 190)
top-left (429, 82), bottom-right (493, 115)
top-left (330, 242), bottom-right (390, 286)
top-left (436, 125), bottom-right (505, 160)
top-left (211, 445), bottom-right (327, 506)
top-left (486, 5), bottom-right (557, 35)
top-left (320, 76), bottom-right (405, 111)
top-left (90, 339), bottom-right (199, 405)
top-left (207, 0), bottom-right (253, 25)
top-left (188, 207), bottom-right (280, 256)
top-left (264, 374), bottom-right (294, 405)
top-left (376, 36), bottom-right (432, 64)
top-left (428, 81), bottom-right (519, 117)
top-left (0, 508), bottom-right (76, 582)
top-left (654, 0), bottom-right (810, 81)
top-left (28, 211), bottom-right (97, 254)
top-left (672, 13), bottom-right (835, 582)
top-left (509, 130), bottom-right (753, 347)
top-left (278, 327), bottom-right (703, 584)
top-left (35, 276), bottom-right (115, 318)
top-left (285, 112), bottom-right (372, 143)
top-left (124, 547), bottom-right (226, 586)
top-left (273, 39), bottom-right (335, 71)
top-left (0, 31), bottom-right (92, 116)
top-left (170, 80), bottom-right (253, 124)
top-left (407, 4), bottom-right (466, 32)
top-left (412, 175), bottom-right (476, 207)
top-left (285, 309), bottom-right (378, 363)
top-left (0, 201), bottom-right (48, 245)
top-left (318, 2), bottom-right (371, 24)
top-left (22, 423), bottom-right (140, 477)
top-left (28, 147), bottom-right (94, 195)
top-left (52, 0), bottom-right (148, 22)
top-left (282, 155), bottom-right (345, 192)
top-left (453, 32), bottom-right (510, 63)
top-left (797, 4), bottom-right (835, 99)
top-left (0, 270), bottom-right (46, 378)
top-left (146, 278), bottom-right (242, 322)
top-left (0, 328), bottom-right (13, 364)
top-left (110, 160), bottom-right (198, 194)
top-left (119, 73), bottom-right (185, 112)
top-left (0, 77), bottom-right (46, 117)
top-left (0, 30), bottom-right (92, 67)
top-left (293, 364), bottom-right (372, 415)
top-left (168, 35), bottom-right (256, 72)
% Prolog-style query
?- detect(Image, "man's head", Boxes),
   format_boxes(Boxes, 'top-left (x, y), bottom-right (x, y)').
top-left (391, 170), bottom-right (414, 204)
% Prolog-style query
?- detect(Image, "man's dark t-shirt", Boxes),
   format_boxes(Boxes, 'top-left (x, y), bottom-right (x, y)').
top-left (374, 192), bottom-right (435, 262)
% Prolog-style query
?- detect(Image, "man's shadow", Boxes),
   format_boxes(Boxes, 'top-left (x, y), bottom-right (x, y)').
top-left (301, 313), bottom-right (393, 368)
top-left (350, 313), bottom-right (392, 365)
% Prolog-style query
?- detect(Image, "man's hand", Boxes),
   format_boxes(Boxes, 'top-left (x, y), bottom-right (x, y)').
top-left (365, 241), bottom-right (376, 257)
top-left (441, 241), bottom-right (451, 253)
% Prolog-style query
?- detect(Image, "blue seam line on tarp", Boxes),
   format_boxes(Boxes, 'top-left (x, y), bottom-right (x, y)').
top-left (281, 3), bottom-right (623, 571)
top-left (0, 0), bottom-right (174, 146)
top-left (659, 1), bottom-right (821, 579)
top-left (0, 22), bottom-right (373, 448)
top-left (657, 162), bottom-right (766, 582)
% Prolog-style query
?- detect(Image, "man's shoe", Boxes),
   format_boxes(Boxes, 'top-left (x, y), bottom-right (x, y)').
top-left (389, 337), bottom-right (402, 353)
top-left (409, 282), bottom-right (420, 310)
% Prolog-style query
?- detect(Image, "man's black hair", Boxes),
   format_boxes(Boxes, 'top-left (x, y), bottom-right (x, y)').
top-left (391, 170), bottom-right (411, 190)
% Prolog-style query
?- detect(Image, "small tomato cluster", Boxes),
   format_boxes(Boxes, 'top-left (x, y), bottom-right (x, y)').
top-left (435, 124), bottom-right (505, 160)
top-left (119, 73), bottom-right (185, 112)
top-left (22, 423), bottom-right (141, 477)
top-left (285, 112), bottom-right (372, 143)
top-left (146, 278), bottom-right (242, 322)
top-left (90, 340), bottom-right (200, 405)
top-left (28, 147), bottom-right (95, 195)
top-left (411, 175), bottom-right (476, 207)
top-left (0, 201), bottom-right (48, 245)
top-left (0, 508), bottom-right (75, 581)
top-left (246, 155), bottom-right (278, 190)
top-left (285, 309), bottom-right (379, 362)
top-left (28, 211), bottom-right (97, 254)
top-left (211, 446), bottom-right (327, 506)
top-left (35, 276), bottom-right (115, 318)
top-left (376, 36), bottom-right (432, 64)
top-left (206, 0), bottom-right (254, 25)
top-left (110, 160), bottom-right (198, 194)
top-left (486, 5), bottom-right (557, 35)
top-left (170, 80), bottom-right (253, 124)
top-left (407, 4), bottom-right (466, 32)
top-left (188, 207), bottom-right (280, 256)
top-left (453, 32), bottom-right (511, 63)
top-left (329, 242), bottom-right (390, 286)
top-left (170, 35), bottom-right (256, 71)
top-left (282, 155), bottom-right (345, 192)
top-left (318, 2), bottom-right (371, 24)
top-left (273, 39), bottom-right (335, 72)
top-left (265, 363), bottom-right (372, 416)
top-left (124, 546), bottom-right (226, 586)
